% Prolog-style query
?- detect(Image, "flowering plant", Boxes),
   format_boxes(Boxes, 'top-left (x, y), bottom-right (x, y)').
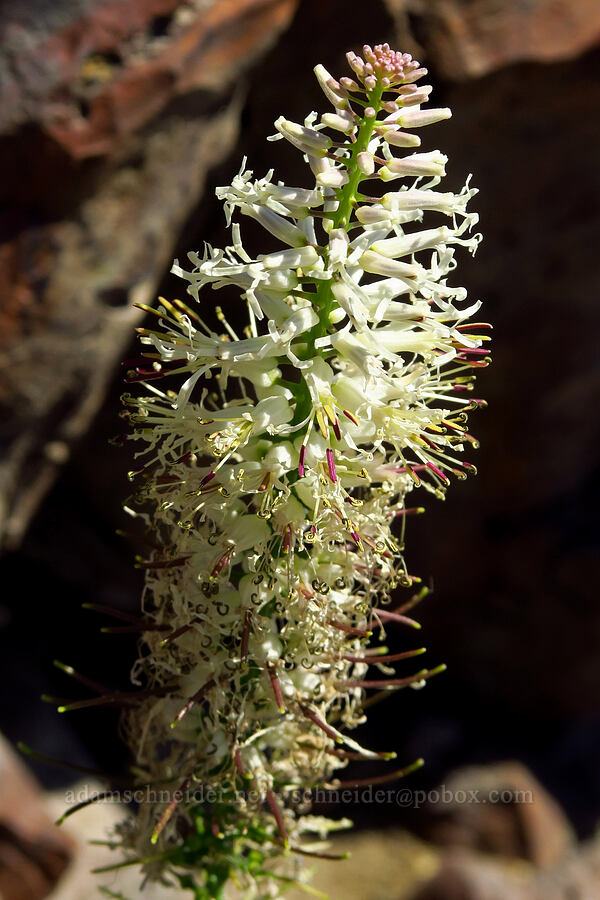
top-left (105, 44), bottom-right (487, 899)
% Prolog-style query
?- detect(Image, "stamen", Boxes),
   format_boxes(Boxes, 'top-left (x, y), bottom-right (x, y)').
top-left (328, 620), bottom-right (372, 637)
top-left (282, 525), bottom-right (293, 553)
top-left (328, 749), bottom-right (397, 761)
top-left (160, 622), bottom-right (195, 647)
top-left (326, 448), bottom-right (338, 483)
top-left (333, 758), bottom-right (424, 788)
top-left (343, 648), bottom-right (426, 664)
top-left (266, 789), bottom-right (289, 847)
top-left (299, 704), bottom-right (342, 742)
top-left (298, 444), bottom-right (307, 477)
top-left (52, 661), bottom-right (109, 695)
top-left (171, 678), bottom-right (216, 727)
top-left (323, 403), bottom-right (337, 428)
top-left (291, 846), bottom-right (350, 861)
top-left (340, 664), bottom-right (446, 690)
top-left (426, 461), bottom-right (450, 485)
top-left (240, 610), bottom-right (252, 664)
top-left (82, 602), bottom-right (139, 623)
top-left (258, 472), bottom-right (271, 492)
top-left (371, 608), bottom-right (421, 630)
top-left (151, 776), bottom-right (192, 844)
top-left (456, 322), bottom-right (492, 332)
top-left (349, 526), bottom-right (363, 550)
top-left (101, 622), bottom-right (169, 635)
top-left (316, 408), bottom-right (329, 439)
top-left (210, 545), bottom-right (234, 580)
top-left (396, 585), bottom-right (431, 614)
top-left (267, 663), bottom-right (286, 713)
top-left (233, 749), bottom-right (247, 779)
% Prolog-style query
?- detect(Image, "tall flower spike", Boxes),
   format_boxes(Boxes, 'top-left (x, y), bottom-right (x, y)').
top-left (97, 43), bottom-right (488, 898)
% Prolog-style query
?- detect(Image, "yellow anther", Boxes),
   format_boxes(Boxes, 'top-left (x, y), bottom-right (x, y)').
top-left (323, 403), bottom-right (337, 427)
top-left (316, 408), bottom-right (329, 439)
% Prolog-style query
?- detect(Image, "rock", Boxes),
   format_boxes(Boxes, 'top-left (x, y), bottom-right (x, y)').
top-left (537, 832), bottom-right (600, 898)
top-left (0, 0), bottom-right (299, 156)
top-left (421, 762), bottom-right (574, 867)
top-left (410, 762), bottom-right (600, 900)
top-left (410, 850), bottom-right (537, 900)
top-left (0, 0), bottom-right (298, 553)
top-left (264, 828), bottom-right (439, 900)
top-left (385, 0), bottom-right (600, 79)
top-left (0, 99), bottom-right (240, 552)
top-left (412, 830), bottom-right (600, 900)
top-left (0, 734), bottom-right (72, 899)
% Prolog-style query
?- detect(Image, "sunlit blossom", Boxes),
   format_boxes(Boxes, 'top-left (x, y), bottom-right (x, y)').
top-left (108, 42), bottom-right (488, 899)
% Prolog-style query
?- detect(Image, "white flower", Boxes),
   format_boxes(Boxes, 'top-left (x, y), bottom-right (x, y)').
top-left (379, 150), bottom-right (448, 181)
top-left (321, 110), bottom-right (355, 133)
top-left (388, 107), bottom-right (452, 128)
top-left (379, 127), bottom-right (421, 148)
top-left (359, 249), bottom-right (421, 279)
top-left (316, 167), bottom-right (349, 188)
top-left (238, 202), bottom-right (309, 246)
top-left (382, 182), bottom-right (478, 216)
top-left (113, 42), bottom-right (488, 899)
top-left (314, 63), bottom-right (349, 109)
top-left (274, 115), bottom-right (332, 155)
top-left (357, 150), bottom-right (375, 174)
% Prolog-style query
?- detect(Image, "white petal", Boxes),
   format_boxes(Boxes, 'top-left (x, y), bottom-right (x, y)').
top-left (316, 168), bottom-right (349, 188)
top-left (274, 116), bottom-right (332, 156)
top-left (380, 151), bottom-right (447, 180)
top-left (395, 108), bottom-right (452, 128)
top-left (321, 111), bottom-right (354, 133)
top-left (357, 151), bottom-right (375, 175)
top-left (370, 226), bottom-right (450, 258)
top-left (314, 64), bottom-right (348, 108)
top-left (360, 250), bottom-right (420, 279)
top-left (261, 246), bottom-right (318, 270)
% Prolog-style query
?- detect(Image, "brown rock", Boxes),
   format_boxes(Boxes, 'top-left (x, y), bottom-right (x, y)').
top-left (422, 762), bottom-right (574, 867)
top-left (0, 0), bottom-right (298, 552)
top-left (412, 831), bottom-right (600, 900)
top-left (411, 850), bottom-right (538, 900)
top-left (537, 831), bottom-right (600, 898)
top-left (0, 0), bottom-right (299, 157)
top-left (387, 0), bottom-right (600, 79)
top-left (286, 828), bottom-right (439, 900)
top-left (0, 735), bottom-right (72, 900)
top-left (0, 99), bottom-right (240, 551)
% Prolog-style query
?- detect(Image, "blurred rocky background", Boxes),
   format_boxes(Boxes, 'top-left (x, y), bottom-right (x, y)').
top-left (0, 0), bottom-right (599, 897)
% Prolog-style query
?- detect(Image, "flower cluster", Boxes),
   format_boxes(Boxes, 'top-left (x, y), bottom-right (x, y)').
top-left (110, 44), bottom-right (488, 898)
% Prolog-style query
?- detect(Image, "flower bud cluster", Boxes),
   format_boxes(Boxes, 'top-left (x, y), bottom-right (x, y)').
top-left (112, 44), bottom-right (488, 898)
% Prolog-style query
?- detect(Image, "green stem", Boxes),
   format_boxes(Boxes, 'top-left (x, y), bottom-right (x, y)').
top-left (287, 83), bottom-right (385, 429)
top-left (331, 85), bottom-right (384, 231)
top-left (312, 83), bottom-right (384, 332)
